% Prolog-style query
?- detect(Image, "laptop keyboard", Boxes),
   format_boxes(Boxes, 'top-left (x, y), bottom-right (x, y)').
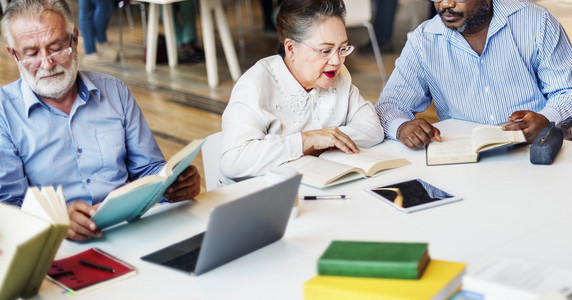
top-left (162, 247), bottom-right (202, 271)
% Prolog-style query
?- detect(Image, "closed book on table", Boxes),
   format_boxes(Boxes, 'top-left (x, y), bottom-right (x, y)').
top-left (305, 259), bottom-right (467, 300)
top-left (47, 248), bottom-right (136, 295)
top-left (318, 241), bottom-right (430, 279)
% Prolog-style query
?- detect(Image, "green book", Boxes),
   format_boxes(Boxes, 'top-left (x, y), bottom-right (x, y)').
top-left (317, 241), bottom-right (430, 279)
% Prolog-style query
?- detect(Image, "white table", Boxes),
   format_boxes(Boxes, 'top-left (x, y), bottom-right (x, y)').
top-left (35, 119), bottom-right (572, 299)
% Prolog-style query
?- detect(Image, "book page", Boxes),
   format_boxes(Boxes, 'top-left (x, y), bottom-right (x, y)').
top-left (281, 156), bottom-right (361, 188)
top-left (320, 148), bottom-right (410, 176)
top-left (21, 187), bottom-right (54, 223)
top-left (471, 126), bottom-right (526, 152)
top-left (426, 135), bottom-right (476, 165)
top-left (464, 256), bottom-right (572, 298)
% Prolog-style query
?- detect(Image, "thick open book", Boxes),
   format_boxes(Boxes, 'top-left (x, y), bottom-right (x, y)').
top-left (281, 148), bottom-right (410, 188)
top-left (0, 186), bottom-right (70, 300)
top-left (426, 125), bottom-right (526, 165)
top-left (91, 139), bottom-right (204, 230)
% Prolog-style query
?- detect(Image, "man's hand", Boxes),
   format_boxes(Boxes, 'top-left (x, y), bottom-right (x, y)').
top-left (301, 127), bottom-right (359, 156)
top-left (164, 165), bottom-right (201, 203)
top-left (397, 119), bottom-right (441, 149)
top-left (67, 201), bottom-right (102, 241)
top-left (502, 110), bottom-right (550, 142)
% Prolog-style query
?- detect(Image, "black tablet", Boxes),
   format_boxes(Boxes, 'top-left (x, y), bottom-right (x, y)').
top-left (366, 178), bottom-right (462, 213)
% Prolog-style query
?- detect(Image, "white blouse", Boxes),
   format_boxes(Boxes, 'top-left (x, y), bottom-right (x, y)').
top-left (220, 55), bottom-right (384, 181)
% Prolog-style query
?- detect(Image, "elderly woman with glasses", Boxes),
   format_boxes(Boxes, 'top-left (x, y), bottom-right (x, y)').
top-left (220, 0), bottom-right (384, 183)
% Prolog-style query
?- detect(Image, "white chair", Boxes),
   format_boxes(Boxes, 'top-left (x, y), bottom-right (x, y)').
top-left (199, 0), bottom-right (242, 88)
top-left (117, 0), bottom-right (147, 61)
top-left (1, 0), bottom-right (8, 13)
top-left (344, 0), bottom-right (388, 85)
top-left (201, 131), bottom-right (223, 191)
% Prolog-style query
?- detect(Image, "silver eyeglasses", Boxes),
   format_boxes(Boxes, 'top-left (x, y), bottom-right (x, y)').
top-left (299, 41), bottom-right (354, 60)
top-left (12, 34), bottom-right (74, 70)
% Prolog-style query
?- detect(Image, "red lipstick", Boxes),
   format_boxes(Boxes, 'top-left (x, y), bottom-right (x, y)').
top-left (324, 70), bottom-right (336, 78)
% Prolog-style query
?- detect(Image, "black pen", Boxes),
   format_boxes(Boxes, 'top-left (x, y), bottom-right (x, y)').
top-left (79, 259), bottom-right (115, 273)
top-left (302, 195), bottom-right (349, 200)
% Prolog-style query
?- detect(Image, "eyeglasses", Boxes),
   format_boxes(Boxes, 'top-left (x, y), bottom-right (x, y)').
top-left (12, 34), bottom-right (74, 70)
top-left (428, 0), bottom-right (468, 3)
top-left (298, 41), bottom-right (354, 60)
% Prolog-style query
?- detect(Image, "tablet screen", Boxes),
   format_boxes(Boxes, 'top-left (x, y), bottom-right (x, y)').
top-left (367, 178), bottom-right (461, 213)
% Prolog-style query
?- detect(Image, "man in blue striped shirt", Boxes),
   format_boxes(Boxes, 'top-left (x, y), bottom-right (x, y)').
top-left (375, 0), bottom-right (572, 149)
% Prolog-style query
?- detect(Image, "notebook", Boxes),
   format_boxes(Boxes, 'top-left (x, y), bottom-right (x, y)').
top-left (47, 248), bottom-right (136, 295)
top-left (141, 173), bottom-right (302, 275)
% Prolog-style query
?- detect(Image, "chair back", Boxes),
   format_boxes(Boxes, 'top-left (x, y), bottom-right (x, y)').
top-left (202, 132), bottom-right (222, 191)
top-left (1, 0), bottom-right (9, 13)
top-left (344, 0), bottom-right (372, 27)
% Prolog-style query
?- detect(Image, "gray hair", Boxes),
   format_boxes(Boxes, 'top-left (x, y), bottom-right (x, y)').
top-left (1, 0), bottom-right (75, 47)
top-left (276, 0), bottom-right (346, 56)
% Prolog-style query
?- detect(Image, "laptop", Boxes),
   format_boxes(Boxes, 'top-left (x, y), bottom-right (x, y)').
top-left (141, 174), bottom-right (302, 275)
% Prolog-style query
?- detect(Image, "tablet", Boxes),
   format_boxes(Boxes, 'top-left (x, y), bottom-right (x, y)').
top-left (365, 178), bottom-right (462, 213)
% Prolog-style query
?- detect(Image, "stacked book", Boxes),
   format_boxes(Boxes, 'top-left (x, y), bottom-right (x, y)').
top-left (303, 241), bottom-right (466, 300)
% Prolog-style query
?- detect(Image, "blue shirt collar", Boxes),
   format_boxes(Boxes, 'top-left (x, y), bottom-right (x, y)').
top-left (22, 71), bottom-right (101, 117)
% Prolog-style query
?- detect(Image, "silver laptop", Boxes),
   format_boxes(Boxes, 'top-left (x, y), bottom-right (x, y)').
top-left (141, 174), bottom-right (302, 275)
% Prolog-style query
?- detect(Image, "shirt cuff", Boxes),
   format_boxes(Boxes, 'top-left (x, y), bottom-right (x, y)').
top-left (387, 117), bottom-right (412, 140)
top-left (539, 107), bottom-right (563, 125)
top-left (283, 132), bottom-right (304, 162)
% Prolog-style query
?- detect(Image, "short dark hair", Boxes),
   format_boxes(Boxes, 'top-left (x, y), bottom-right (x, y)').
top-left (276, 0), bottom-right (346, 56)
top-left (1, 0), bottom-right (75, 47)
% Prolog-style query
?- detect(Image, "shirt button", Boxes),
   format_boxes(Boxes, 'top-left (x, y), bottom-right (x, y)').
top-left (484, 87), bottom-right (490, 93)
top-left (86, 178), bottom-right (91, 183)
top-left (481, 59), bottom-right (485, 64)
top-left (78, 148), bottom-right (83, 153)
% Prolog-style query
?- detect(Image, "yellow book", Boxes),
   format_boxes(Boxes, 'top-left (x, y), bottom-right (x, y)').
top-left (304, 260), bottom-right (466, 300)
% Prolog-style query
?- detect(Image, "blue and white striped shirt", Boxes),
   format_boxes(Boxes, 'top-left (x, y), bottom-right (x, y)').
top-left (375, 0), bottom-right (572, 139)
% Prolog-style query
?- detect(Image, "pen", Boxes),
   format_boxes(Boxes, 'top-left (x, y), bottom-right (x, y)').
top-left (302, 195), bottom-right (349, 200)
top-left (497, 119), bottom-right (522, 126)
top-left (79, 259), bottom-right (115, 273)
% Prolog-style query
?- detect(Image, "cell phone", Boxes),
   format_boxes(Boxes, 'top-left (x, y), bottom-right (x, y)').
top-left (365, 178), bottom-right (462, 213)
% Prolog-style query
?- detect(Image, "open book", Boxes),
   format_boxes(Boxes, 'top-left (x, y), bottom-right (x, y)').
top-left (91, 139), bottom-right (204, 230)
top-left (281, 148), bottom-right (411, 188)
top-left (0, 186), bottom-right (70, 300)
top-left (426, 125), bottom-right (526, 166)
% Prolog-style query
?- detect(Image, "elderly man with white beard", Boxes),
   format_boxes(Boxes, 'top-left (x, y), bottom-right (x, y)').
top-left (0, 0), bottom-right (201, 241)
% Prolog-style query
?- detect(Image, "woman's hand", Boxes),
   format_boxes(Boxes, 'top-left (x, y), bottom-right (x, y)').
top-left (301, 127), bottom-right (359, 155)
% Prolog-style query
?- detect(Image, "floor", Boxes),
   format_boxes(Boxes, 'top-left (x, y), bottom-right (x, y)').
top-left (0, 0), bottom-right (438, 191)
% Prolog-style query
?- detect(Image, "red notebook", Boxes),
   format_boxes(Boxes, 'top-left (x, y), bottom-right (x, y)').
top-left (47, 248), bottom-right (136, 294)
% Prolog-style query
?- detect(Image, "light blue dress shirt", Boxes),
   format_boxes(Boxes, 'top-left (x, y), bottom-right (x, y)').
top-left (376, 0), bottom-right (572, 139)
top-left (0, 71), bottom-right (166, 206)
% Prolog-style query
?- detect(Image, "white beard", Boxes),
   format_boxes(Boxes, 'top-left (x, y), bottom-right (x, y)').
top-left (19, 53), bottom-right (79, 100)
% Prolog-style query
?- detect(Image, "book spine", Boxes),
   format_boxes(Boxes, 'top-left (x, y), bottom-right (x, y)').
top-left (303, 280), bottom-right (403, 300)
top-left (317, 259), bottom-right (419, 279)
